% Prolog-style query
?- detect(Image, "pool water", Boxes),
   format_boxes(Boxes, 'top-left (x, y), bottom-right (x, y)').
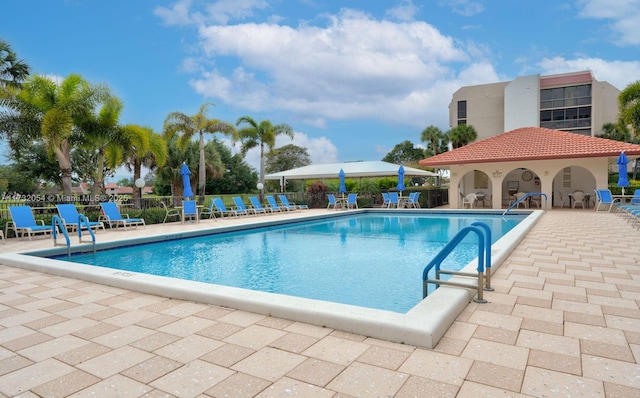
top-left (58, 213), bottom-right (525, 313)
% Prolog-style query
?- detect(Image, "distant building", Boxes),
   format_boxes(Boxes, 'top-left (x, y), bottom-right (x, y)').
top-left (448, 70), bottom-right (620, 140)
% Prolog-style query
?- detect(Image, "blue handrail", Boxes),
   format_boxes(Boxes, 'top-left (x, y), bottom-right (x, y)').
top-left (422, 221), bottom-right (491, 303)
top-left (503, 192), bottom-right (548, 215)
top-left (77, 214), bottom-right (96, 254)
top-left (51, 215), bottom-right (71, 257)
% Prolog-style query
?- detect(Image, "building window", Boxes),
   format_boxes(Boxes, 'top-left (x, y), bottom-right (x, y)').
top-left (457, 100), bottom-right (467, 125)
top-left (540, 84), bottom-right (592, 133)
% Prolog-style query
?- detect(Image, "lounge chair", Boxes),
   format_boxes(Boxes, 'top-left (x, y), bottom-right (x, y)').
top-left (8, 205), bottom-right (53, 240)
top-left (199, 199), bottom-right (216, 220)
top-left (213, 197), bottom-right (241, 217)
top-left (266, 195), bottom-right (287, 212)
top-left (249, 196), bottom-right (273, 214)
top-left (182, 200), bottom-right (199, 223)
top-left (381, 192), bottom-right (390, 208)
top-left (279, 195), bottom-right (308, 210)
top-left (99, 202), bottom-right (145, 230)
top-left (161, 201), bottom-right (181, 223)
top-left (346, 193), bottom-right (358, 209)
top-left (55, 204), bottom-right (105, 232)
top-left (233, 197), bottom-right (258, 215)
top-left (327, 194), bottom-right (339, 210)
top-left (593, 189), bottom-right (621, 212)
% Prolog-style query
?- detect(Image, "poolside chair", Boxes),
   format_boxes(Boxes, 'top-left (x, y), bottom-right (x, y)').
top-left (381, 192), bottom-right (391, 208)
top-left (161, 201), bottom-right (181, 223)
top-left (249, 196), bottom-right (273, 214)
top-left (279, 195), bottom-right (308, 210)
top-left (593, 189), bottom-right (621, 212)
top-left (266, 196), bottom-right (287, 212)
top-left (462, 193), bottom-right (477, 209)
top-left (8, 205), bottom-right (53, 240)
top-left (182, 200), bottom-right (199, 223)
top-left (55, 204), bottom-right (105, 232)
top-left (327, 194), bottom-right (339, 210)
top-left (213, 197), bottom-right (241, 217)
top-left (388, 192), bottom-right (400, 208)
top-left (406, 192), bottom-right (420, 208)
top-left (99, 202), bottom-right (145, 230)
top-left (346, 193), bottom-right (358, 209)
top-left (199, 199), bottom-right (216, 220)
top-left (558, 192), bottom-right (569, 208)
top-left (233, 197), bottom-right (258, 216)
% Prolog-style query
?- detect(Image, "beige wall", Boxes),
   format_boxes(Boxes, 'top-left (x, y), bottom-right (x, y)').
top-left (449, 82), bottom-right (508, 140)
top-left (449, 157), bottom-right (610, 209)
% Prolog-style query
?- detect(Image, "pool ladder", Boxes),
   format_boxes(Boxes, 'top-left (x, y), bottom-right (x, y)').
top-left (503, 192), bottom-right (548, 215)
top-left (422, 221), bottom-right (493, 303)
top-left (52, 215), bottom-right (96, 257)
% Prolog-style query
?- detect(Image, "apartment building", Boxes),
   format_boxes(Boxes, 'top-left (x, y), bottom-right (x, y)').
top-left (448, 70), bottom-right (620, 140)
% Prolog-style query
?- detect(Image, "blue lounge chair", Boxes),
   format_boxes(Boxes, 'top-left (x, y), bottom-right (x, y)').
top-left (182, 200), bottom-right (199, 223)
top-left (233, 197), bottom-right (258, 215)
top-left (249, 196), bottom-right (273, 214)
top-left (56, 204), bottom-right (105, 232)
top-left (593, 189), bottom-right (621, 212)
top-left (346, 193), bottom-right (358, 209)
top-left (279, 194), bottom-right (308, 210)
top-left (266, 196), bottom-right (287, 212)
top-left (213, 198), bottom-right (241, 217)
top-left (99, 202), bottom-right (145, 230)
top-left (199, 199), bottom-right (216, 220)
top-left (8, 205), bottom-right (53, 240)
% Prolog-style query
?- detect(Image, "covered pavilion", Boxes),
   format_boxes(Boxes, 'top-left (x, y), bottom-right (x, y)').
top-left (418, 127), bottom-right (640, 209)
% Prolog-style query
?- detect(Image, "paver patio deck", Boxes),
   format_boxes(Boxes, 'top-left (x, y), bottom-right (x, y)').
top-left (0, 209), bottom-right (639, 397)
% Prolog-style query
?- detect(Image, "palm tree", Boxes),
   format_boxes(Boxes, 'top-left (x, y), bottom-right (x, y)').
top-left (0, 39), bottom-right (30, 88)
top-left (4, 74), bottom-right (108, 195)
top-left (420, 125), bottom-right (447, 157)
top-left (236, 116), bottom-right (294, 199)
top-left (447, 124), bottom-right (478, 149)
top-left (618, 81), bottom-right (640, 178)
top-left (163, 103), bottom-right (236, 202)
top-left (156, 137), bottom-right (198, 204)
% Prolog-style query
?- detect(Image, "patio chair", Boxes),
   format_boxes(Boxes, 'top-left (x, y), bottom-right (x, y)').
top-left (327, 194), bottom-right (339, 210)
top-left (346, 193), bottom-right (358, 209)
top-left (510, 192), bottom-right (527, 208)
top-left (55, 204), bottom-right (105, 232)
top-left (462, 193), bottom-right (477, 209)
top-left (381, 192), bottom-right (391, 208)
top-left (182, 200), bottom-right (199, 223)
top-left (249, 196), bottom-right (273, 214)
top-left (388, 192), bottom-right (400, 208)
top-left (558, 192), bottom-right (569, 208)
top-left (8, 205), bottom-right (53, 240)
top-left (233, 197), bottom-right (258, 215)
top-left (213, 198), bottom-right (241, 217)
top-left (406, 192), bottom-right (420, 208)
top-left (99, 202), bottom-right (146, 230)
top-left (571, 190), bottom-right (586, 209)
top-left (199, 199), bottom-right (216, 220)
top-left (593, 189), bottom-right (621, 212)
top-left (161, 201), bottom-right (181, 223)
top-left (279, 194), bottom-right (308, 210)
top-left (266, 196), bottom-right (287, 212)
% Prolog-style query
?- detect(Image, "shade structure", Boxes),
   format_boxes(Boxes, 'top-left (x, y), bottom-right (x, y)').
top-left (264, 161), bottom-right (439, 181)
top-left (617, 152), bottom-right (629, 195)
top-left (181, 162), bottom-right (194, 199)
top-left (338, 169), bottom-right (347, 194)
top-left (396, 165), bottom-right (406, 192)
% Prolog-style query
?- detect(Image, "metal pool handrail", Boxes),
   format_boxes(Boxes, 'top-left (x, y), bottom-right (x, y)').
top-left (422, 221), bottom-right (492, 303)
top-left (503, 192), bottom-right (548, 215)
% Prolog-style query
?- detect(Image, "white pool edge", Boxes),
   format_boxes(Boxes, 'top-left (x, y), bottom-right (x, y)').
top-left (0, 209), bottom-right (543, 348)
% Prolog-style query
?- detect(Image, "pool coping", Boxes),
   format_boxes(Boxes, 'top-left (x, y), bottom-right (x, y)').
top-left (0, 208), bottom-right (543, 348)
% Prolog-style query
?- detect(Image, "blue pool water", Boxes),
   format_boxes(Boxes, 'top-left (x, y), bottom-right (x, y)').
top-left (55, 212), bottom-right (526, 313)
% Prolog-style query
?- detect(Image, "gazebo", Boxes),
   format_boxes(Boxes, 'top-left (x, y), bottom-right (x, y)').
top-left (418, 127), bottom-right (640, 209)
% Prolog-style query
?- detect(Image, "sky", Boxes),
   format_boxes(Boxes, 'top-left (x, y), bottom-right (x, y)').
top-left (2, 0), bottom-right (640, 182)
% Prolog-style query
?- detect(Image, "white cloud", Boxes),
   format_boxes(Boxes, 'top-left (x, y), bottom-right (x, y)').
top-left (155, 0), bottom-right (270, 26)
top-left (439, 0), bottom-right (485, 17)
top-left (154, 0), bottom-right (194, 26)
top-left (577, 0), bottom-right (640, 46)
top-left (386, 0), bottom-right (420, 22)
top-left (537, 56), bottom-right (640, 89)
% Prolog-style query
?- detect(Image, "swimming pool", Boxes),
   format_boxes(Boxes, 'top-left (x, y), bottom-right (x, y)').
top-left (0, 209), bottom-right (542, 348)
top-left (51, 213), bottom-right (526, 313)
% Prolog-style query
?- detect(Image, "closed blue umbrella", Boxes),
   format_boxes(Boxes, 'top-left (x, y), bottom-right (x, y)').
top-left (181, 162), bottom-right (194, 199)
top-left (397, 165), bottom-right (406, 193)
top-left (617, 152), bottom-right (629, 195)
top-left (338, 169), bottom-right (347, 195)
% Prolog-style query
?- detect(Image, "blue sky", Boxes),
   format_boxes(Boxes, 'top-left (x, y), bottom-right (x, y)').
top-left (2, 0), bottom-right (640, 181)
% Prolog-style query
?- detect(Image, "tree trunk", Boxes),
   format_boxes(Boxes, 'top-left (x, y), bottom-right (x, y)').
top-left (54, 142), bottom-right (73, 196)
top-left (91, 149), bottom-right (106, 203)
top-left (198, 131), bottom-right (206, 203)
top-left (259, 142), bottom-right (265, 202)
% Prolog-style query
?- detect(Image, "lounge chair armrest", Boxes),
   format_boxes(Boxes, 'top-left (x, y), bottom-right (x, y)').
top-left (36, 219), bottom-right (45, 226)
top-left (121, 213), bottom-right (130, 219)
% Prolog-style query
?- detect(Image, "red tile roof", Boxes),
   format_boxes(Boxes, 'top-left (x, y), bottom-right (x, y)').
top-left (419, 127), bottom-right (640, 167)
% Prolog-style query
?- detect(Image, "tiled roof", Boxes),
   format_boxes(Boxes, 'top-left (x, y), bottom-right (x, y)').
top-left (419, 127), bottom-right (640, 167)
